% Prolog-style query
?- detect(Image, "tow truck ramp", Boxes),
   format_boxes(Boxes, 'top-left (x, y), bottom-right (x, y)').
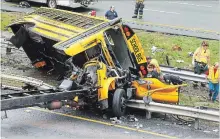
top-left (1, 74), bottom-right (88, 111)
top-left (1, 86), bottom-right (87, 111)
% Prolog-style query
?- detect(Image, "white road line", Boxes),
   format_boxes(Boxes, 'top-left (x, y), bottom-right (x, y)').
top-left (143, 8), bottom-right (180, 15)
top-left (168, 2), bottom-right (212, 8)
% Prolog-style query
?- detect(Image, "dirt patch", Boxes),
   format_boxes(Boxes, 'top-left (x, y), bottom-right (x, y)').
top-left (1, 31), bottom-right (59, 86)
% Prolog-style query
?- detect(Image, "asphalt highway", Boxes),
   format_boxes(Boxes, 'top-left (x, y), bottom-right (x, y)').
top-left (1, 0), bottom-right (219, 32)
top-left (90, 0), bottom-right (220, 32)
top-left (1, 107), bottom-right (219, 139)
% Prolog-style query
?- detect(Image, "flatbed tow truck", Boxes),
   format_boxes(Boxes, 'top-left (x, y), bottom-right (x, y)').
top-left (1, 7), bottom-right (185, 117)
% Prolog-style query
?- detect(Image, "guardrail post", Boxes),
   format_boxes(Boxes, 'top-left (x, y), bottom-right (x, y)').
top-left (146, 110), bottom-right (152, 119)
top-left (194, 118), bottom-right (200, 130)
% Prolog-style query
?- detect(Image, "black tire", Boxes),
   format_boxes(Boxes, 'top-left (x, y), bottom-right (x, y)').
top-left (47, 0), bottom-right (57, 8)
top-left (112, 89), bottom-right (126, 117)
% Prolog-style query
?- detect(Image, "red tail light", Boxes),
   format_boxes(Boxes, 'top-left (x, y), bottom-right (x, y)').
top-left (124, 27), bottom-right (129, 32)
top-left (91, 10), bottom-right (96, 16)
top-left (140, 65), bottom-right (145, 70)
top-left (141, 70), bottom-right (147, 75)
top-left (125, 31), bottom-right (131, 37)
top-left (140, 65), bottom-right (147, 75)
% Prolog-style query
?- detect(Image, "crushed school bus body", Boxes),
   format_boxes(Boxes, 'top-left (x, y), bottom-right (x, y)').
top-left (8, 7), bottom-right (183, 117)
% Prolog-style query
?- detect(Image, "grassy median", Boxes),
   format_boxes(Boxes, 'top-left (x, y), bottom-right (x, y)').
top-left (136, 30), bottom-right (219, 68)
top-left (1, 12), bottom-right (25, 32)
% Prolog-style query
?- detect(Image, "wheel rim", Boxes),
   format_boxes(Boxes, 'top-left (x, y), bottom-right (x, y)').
top-left (49, 0), bottom-right (56, 8)
top-left (120, 97), bottom-right (126, 112)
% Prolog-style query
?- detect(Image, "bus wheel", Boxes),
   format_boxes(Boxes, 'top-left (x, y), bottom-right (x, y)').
top-left (48, 0), bottom-right (57, 8)
top-left (112, 89), bottom-right (126, 117)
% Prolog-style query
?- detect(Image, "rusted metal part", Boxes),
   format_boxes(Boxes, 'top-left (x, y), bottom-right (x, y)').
top-left (0, 73), bottom-right (92, 111)
top-left (1, 88), bottom-right (87, 111)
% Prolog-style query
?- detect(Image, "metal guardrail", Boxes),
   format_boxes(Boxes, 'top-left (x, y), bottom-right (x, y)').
top-left (127, 100), bottom-right (219, 122)
top-left (124, 20), bottom-right (220, 40)
top-left (160, 65), bottom-right (206, 83)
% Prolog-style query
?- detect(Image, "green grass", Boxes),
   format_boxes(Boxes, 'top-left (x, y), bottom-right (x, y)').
top-left (136, 30), bottom-right (219, 68)
top-left (179, 93), bottom-right (219, 108)
top-left (1, 12), bottom-right (25, 32)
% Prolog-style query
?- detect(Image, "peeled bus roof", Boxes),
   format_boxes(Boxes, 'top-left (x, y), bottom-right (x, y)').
top-left (8, 7), bottom-right (108, 42)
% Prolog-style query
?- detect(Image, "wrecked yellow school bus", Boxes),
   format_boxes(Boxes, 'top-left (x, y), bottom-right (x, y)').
top-left (8, 7), bottom-right (182, 117)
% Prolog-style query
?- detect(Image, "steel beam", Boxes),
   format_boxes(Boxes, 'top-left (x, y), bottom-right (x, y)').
top-left (160, 65), bottom-right (206, 83)
top-left (127, 100), bottom-right (219, 122)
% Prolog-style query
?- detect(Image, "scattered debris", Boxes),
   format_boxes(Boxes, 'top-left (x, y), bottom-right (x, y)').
top-left (193, 82), bottom-right (199, 88)
top-left (178, 122), bottom-right (183, 125)
top-left (133, 123), bottom-right (143, 129)
top-left (203, 130), bottom-right (211, 133)
top-left (151, 46), bottom-right (157, 53)
top-left (151, 46), bottom-right (164, 55)
top-left (124, 131), bottom-right (129, 134)
top-left (172, 45), bottom-right (182, 51)
top-left (127, 115), bottom-right (138, 122)
top-left (110, 117), bottom-right (122, 124)
top-left (157, 124), bottom-right (160, 126)
top-left (176, 60), bottom-right (184, 63)
top-left (24, 109), bottom-right (31, 113)
top-left (213, 129), bottom-right (218, 132)
top-left (110, 117), bottom-right (117, 121)
top-left (119, 116), bottom-right (126, 121)
top-left (188, 52), bottom-right (194, 57)
top-left (103, 114), bottom-right (108, 120)
top-left (188, 124), bottom-right (191, 127)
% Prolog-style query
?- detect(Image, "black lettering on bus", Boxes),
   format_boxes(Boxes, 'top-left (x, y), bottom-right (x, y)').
top-left (130, 38), bottom-right (143, 63)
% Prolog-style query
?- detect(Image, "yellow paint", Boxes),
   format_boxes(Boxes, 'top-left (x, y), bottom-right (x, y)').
top-left (127, 35), bottom-right (147, 64)
top-left (73, 96), bottom-right (78, 102)
top-left (27, 19), bottom-right (75, 37)
top-left (132, 78), bottom-right (187, 103)
top-left (97, 69), bottom-right (116, 100)
top-left (82, 61), bottom-right (116, 101)
top-left (29, 107), bottom-right (177, 139)
top-left (32, 28), bottom-right (68, 41)
top-left (64, 34), bottom-right (101, 56)
top-left (63, 31), bottom-right (115, 67)
top-left (30, 15), bottom-right (85, 33)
